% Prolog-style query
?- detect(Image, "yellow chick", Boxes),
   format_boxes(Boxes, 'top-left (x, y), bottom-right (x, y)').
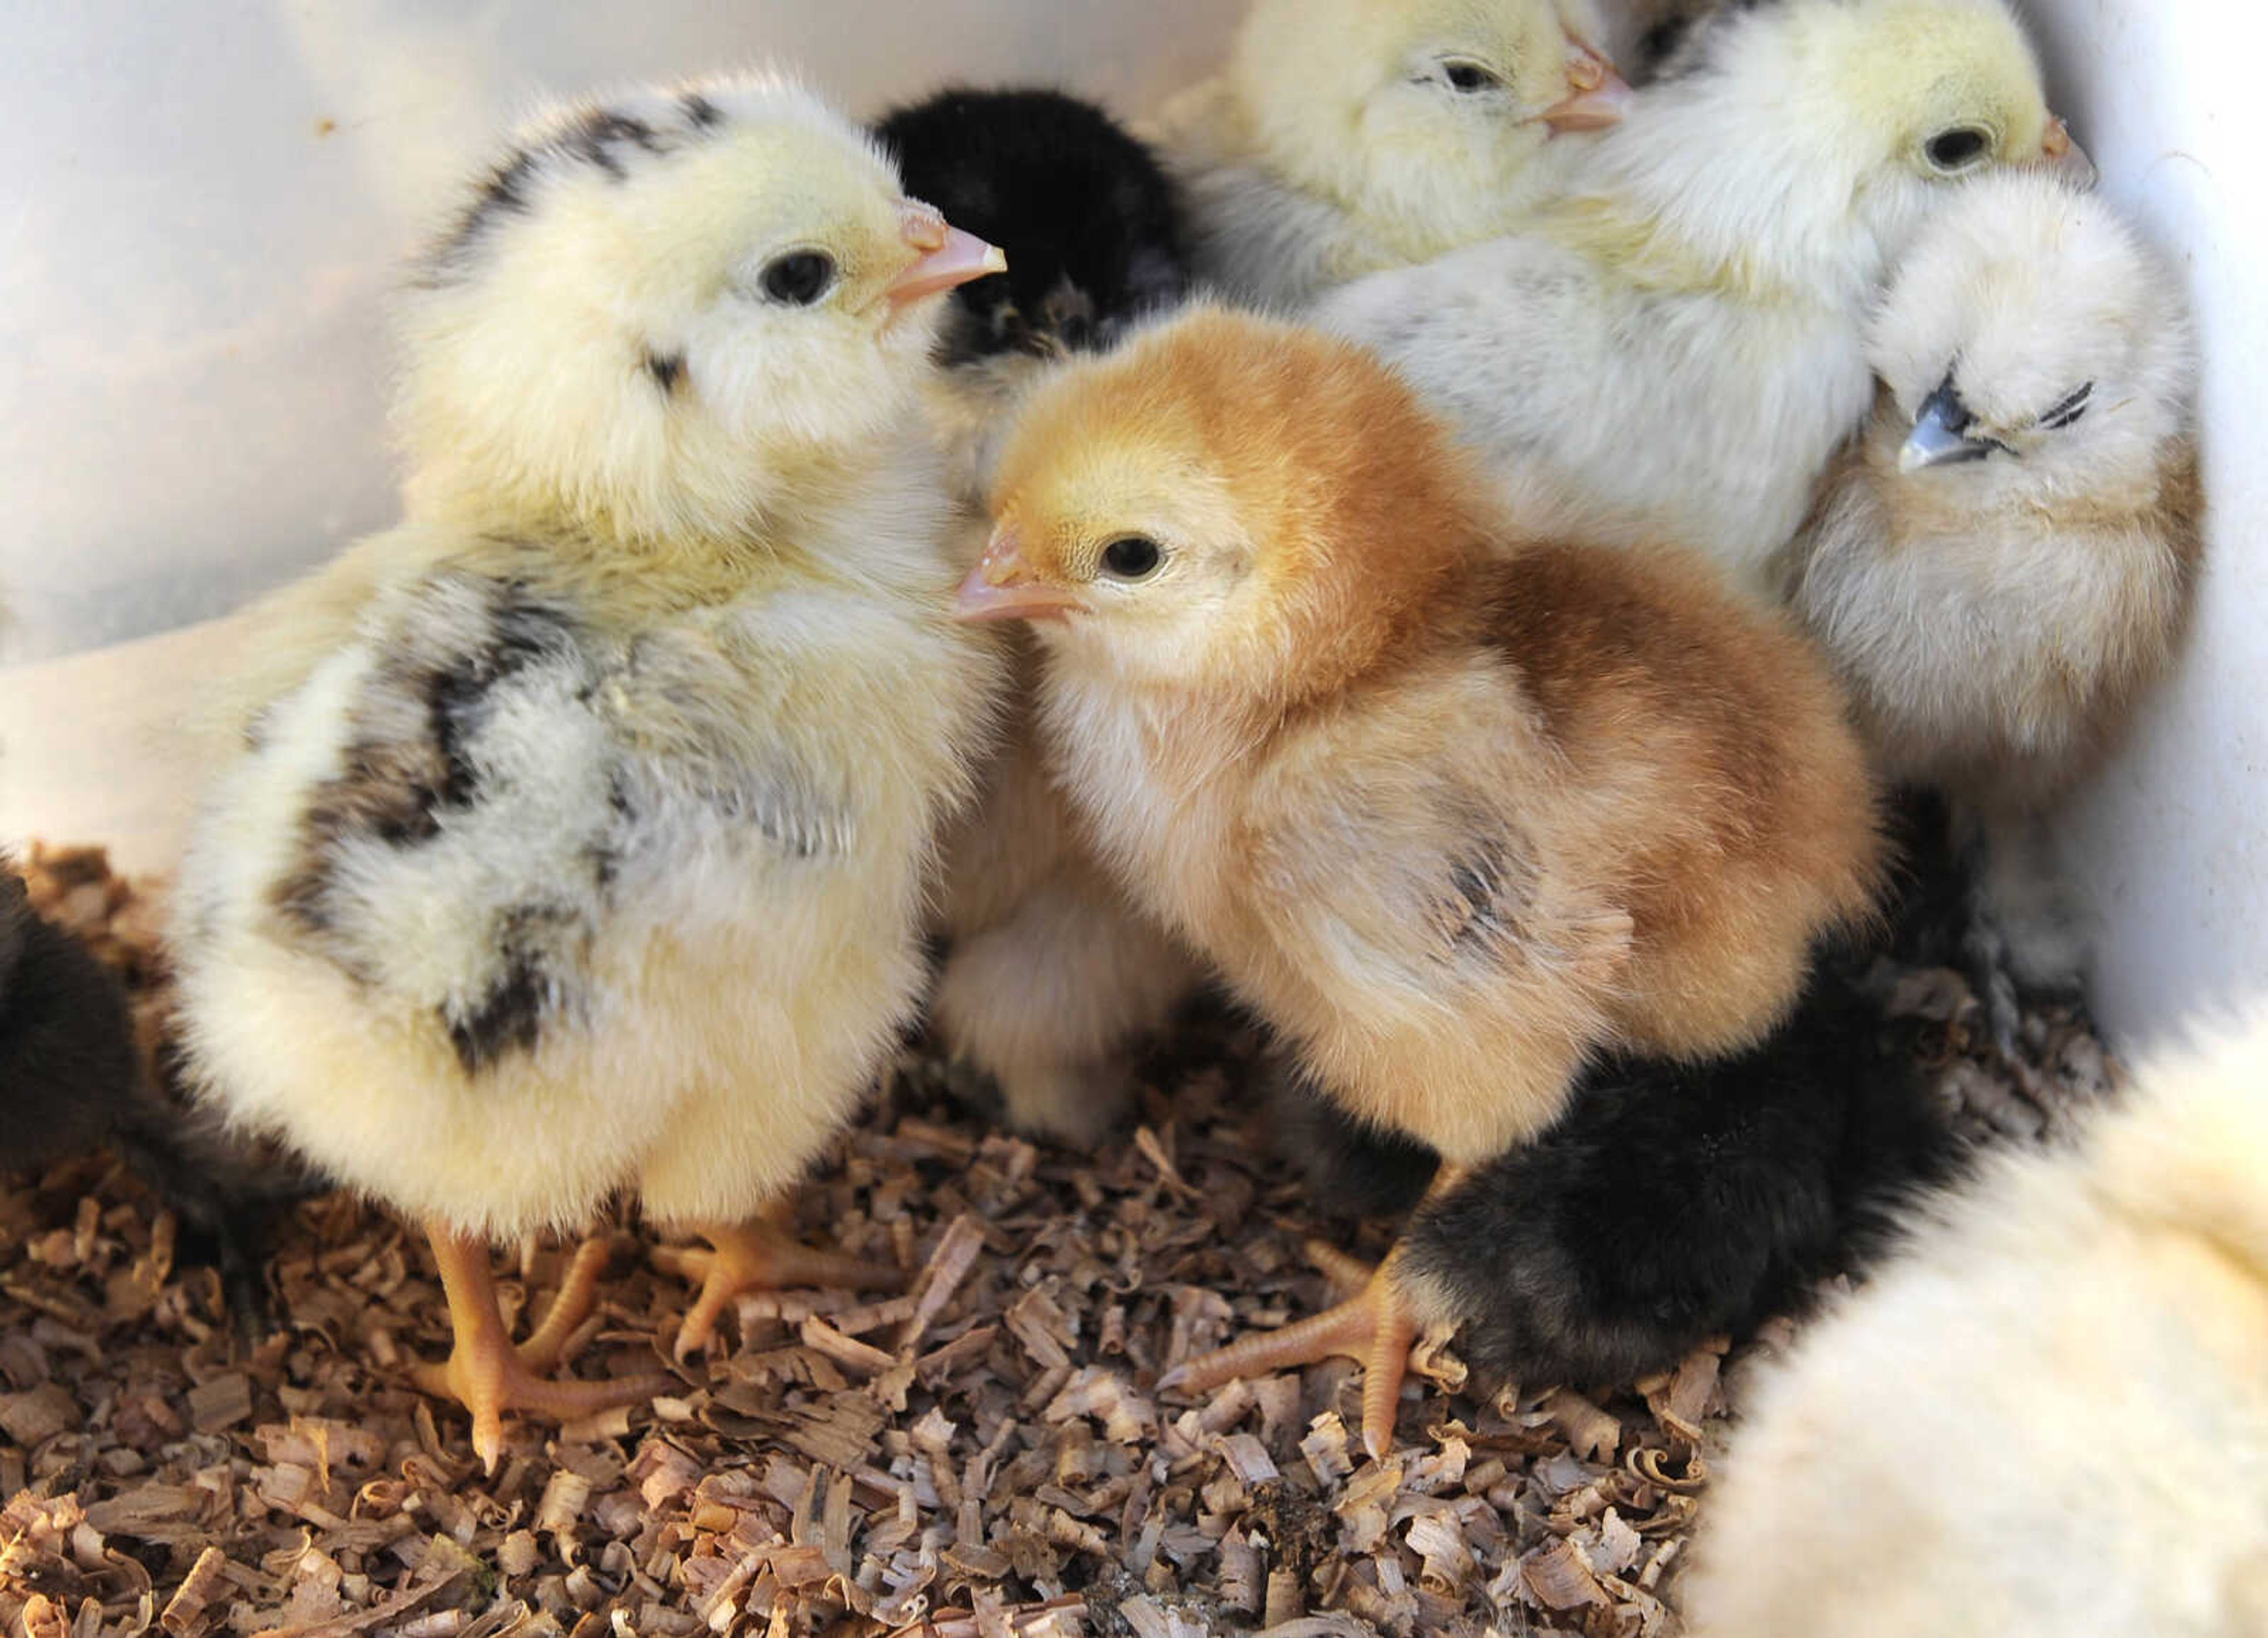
top-left (171, 75), bottom-right (1007, 1469)
top-left (956, 306), bottom-right (1882, 1453)
top-left (1784, 171), bottom-right (2202, 1040)
top-left (1151, 0), bottom-right (1632, 311)
top-left (1680, 1007), bottom-right (2268, 1638)
top-left (1315, 0), bottom-right (2090, 599)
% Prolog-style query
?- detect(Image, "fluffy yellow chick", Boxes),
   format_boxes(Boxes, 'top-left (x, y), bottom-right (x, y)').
top-left (930, 637), bottom-right (1203, 1144)
top-left (1680, 1007), bottom-right (2268, 1638)
top-left (1151, 0), bottom-right (1632, 311)
top-left (171, 75), bottom-right (1006, 1469)
top-left (1784, 171), bottom-right (2202, 1040)
top-left (1316, 0), bottom-right (2090, 599)
top-left (957, 307), bottom-right (1882, 1451)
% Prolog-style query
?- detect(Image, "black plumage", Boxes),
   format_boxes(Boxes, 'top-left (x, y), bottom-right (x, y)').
top-left (1276, 958), bottom-right (1959, 1389)
top-left (2, 862), bottom-right (320, 1329)
top-left (875, 87), bottom-right (1189, 364)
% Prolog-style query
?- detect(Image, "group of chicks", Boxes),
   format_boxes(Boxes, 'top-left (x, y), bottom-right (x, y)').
top-left (4, 0), bottom-right (2228, 1626)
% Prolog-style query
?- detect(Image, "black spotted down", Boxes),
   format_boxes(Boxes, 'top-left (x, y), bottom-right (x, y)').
top-left (874, 87), bottom-right (1190, 364)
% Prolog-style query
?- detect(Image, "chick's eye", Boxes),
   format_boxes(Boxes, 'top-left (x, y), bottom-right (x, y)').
top-left (1099, 536), bottom-right (1164, 580)
top-left (760, 250), bottom-right (837, 306)
top-left (1923, 127), bottom-right (1991, 173)
top-left (1442, 60), bottom-right (1502, 92)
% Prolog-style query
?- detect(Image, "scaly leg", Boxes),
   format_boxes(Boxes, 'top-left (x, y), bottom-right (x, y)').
top-left (412, 1228), bottom-right (672, 1474)
top-left (1161, 1166), bottom-right (1472, 1460)
top-left (661, 1206), bottom-right (909, 1360)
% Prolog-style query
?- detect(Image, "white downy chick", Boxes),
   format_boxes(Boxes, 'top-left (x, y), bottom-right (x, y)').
top-left (1317, 0), bottom-right (2091, 599)
top-left (1681, 1006), bottom-right (2268, 1638)
top-left (170, 74), bottom-right (1006, 1468)
top-left (1785, 171), bottom-right (2201, 1028)
top-left (1151, 0), bottom-right (1632, 311)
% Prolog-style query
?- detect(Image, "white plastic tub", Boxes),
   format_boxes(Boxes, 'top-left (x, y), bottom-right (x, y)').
top-left (0, 0), bottom-right (2256, 1050)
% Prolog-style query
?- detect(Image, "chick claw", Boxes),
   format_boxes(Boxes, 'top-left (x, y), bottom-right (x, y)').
top-left (1161, 1241), bottom-right (1421, 1461)
top-left (664, 1216), bottom-right (910, 1362)
top-left (413, 1231), bottom-right (672, 1475)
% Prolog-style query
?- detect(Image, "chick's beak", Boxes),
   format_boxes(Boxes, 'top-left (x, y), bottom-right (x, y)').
top-left (1899, 381), bottom-right (1995, 474)
top-left (1536, 43), bottom-right (1633, 132)
top-left (885, 203), bottom-right (1008, 312)
top-left (2036, 116), bottom-right (2098, 187)
top-left (953, 526), bottom-right (1086, 623)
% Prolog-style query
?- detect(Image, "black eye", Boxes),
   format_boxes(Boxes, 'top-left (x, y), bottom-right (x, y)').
top-left (1924, 127), bottom-right (1991, 172)
top-left (1100, 536), bottom-right (1163, 580)
top-left (1443, 60), bottom-right (1502, 92)
top-left (760, 250), bottom-right (836, 306)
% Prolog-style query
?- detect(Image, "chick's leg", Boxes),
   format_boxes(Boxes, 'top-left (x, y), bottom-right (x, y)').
top-left (1162, 1166), bottom-right (1473, 1460)
top-left (413, 1229), bottom-right (670, 1474)
top-left (663, 1206), bottom-right (909, 1360)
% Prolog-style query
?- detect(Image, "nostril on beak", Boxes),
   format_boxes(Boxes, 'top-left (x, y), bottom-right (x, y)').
top-left (899, 201), bottom-right (948, 253)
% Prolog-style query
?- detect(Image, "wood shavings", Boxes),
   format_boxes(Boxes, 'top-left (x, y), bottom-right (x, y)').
top-left (0, 846), bottom-right (2126, 1636)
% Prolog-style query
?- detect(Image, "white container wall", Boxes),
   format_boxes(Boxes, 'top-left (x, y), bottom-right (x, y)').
top-left (0, 1), bottom-right (2258, 1052)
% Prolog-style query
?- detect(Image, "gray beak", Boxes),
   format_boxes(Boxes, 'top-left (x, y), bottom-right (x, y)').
top-left (1899, 380), bottom-right (1997, 474)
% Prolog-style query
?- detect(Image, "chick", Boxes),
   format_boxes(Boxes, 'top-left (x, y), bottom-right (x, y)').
top-left (1315, 0), bottom-right (2091, 600)
top-left (869, 87), bottom-right (1201, 1143)
top-left (1150, 0), bottom-right (1632, 312)
top-left (2, 862), bottom-right (317, 1329)
top-left (1680, 1008), bottom-right (2268, 1638)
top-left (171, 76), bottom-right (1007, 1468)
top-left (1784, 172), bottom-right (2202, 1029)
top-left (1277, 955), bottom-right (1954, 1389)
top-left (957, 307), bottom-right (1882, 1453)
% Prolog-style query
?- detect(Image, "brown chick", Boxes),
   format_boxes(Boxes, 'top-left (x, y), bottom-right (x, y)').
top-left (956, 306), bottom-right (1882, 1454)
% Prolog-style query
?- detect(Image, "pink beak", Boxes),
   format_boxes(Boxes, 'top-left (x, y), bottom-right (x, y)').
top-left (953, 525), bottom-right (1086, 623)
top-left (1536, 42), bottom-right (1633, 133)
top-left (2037, 116), bottom-right (2098, 187)
top-left (885, 201), bottom-right (1008, 312)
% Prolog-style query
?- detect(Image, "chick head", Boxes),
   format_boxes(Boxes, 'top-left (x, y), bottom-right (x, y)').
top-left (1652, 0), bottom-right (2087, 271)
top-left (1870, 171), bottom-right (2195, 498)
top-left (959, 306), bottom-right (1481, 699)
top-left (1233, 0), bottom-right (1632, 260)
top-left (877, 88), bottom-right (1188, 366)
top-left (395, 73), bottom-right (1005, 545)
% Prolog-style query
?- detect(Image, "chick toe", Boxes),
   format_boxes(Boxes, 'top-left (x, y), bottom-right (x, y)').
top-left (413, 1228), bottom-right (670, 1474)
top-left (665, 1215), bottom-right (909, 1361)
top-left (1163, 1242), bottom-right (1424, 1461)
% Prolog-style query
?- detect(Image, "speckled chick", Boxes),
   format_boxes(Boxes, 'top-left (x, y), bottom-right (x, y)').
top-left (169, 75), bottom-right (1006, 1468)
top-left (1150, 0), bottom-right (1631, 311)
top-left (1682, 1007), bottom-right (2268, 1638)
top-left (1317, 0), bottom-right (2089, 600)
top-left (957, 308), bottom-right (1882, 1453)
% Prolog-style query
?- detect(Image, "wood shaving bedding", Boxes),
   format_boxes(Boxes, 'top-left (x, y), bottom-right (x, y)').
top-left (2, 846), bottom-right (2117, 1637)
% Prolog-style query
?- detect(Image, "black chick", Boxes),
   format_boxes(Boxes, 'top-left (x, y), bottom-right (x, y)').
top-left (2, 863), bottom-right (320, 1329)
top-left (1273, 957), bottom-right (1959, 1389)
top-left (875, 86), bottom-right (1189, 366)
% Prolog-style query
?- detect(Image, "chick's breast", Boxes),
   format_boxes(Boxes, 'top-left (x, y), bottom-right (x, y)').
top-left (176, 553), bottom-right (992, 1242)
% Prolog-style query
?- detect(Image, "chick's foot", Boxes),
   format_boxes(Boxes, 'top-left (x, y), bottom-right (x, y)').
top-left (662, 1214), bottom-right (908, 1360)
top-left (413, 1229), bottom-right (671, 1474)
top-left (1161, 1239), bottom-right (1422, 1460)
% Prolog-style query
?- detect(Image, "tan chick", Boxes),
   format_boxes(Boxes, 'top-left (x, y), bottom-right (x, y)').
top-left (956, 306), bottom-right (1882, 1452)
top-left (171, 75), bottom-right (1006, 1469)
top-left (1784, 171), bottom-right (2202, 1032)
top-left (1150, 0), bottom-right (1631, 311)
top-left (1681, 1006), bottom-right (2268, 1638)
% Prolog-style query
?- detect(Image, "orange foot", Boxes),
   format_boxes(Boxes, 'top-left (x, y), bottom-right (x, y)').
top-left (412, 1229), bottom-right (673, 1473)
top-left (657, 1212), bottom-right (909, 1361)
top-left (1161, 1240), bottom-right (1421, 1460)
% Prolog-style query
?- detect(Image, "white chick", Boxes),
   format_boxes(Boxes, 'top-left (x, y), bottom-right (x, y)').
top-left (171, 76), bottom-right (1006, 1468)
top-left (1785, 171), bottom-right (2201, 1033)
top-left (1680, 1006), bottom-right (2268, 1638)
top-left (1317, 0), bottom-right (2091, 600)
top-left (1151, 0), bottom-right (1633, 312)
